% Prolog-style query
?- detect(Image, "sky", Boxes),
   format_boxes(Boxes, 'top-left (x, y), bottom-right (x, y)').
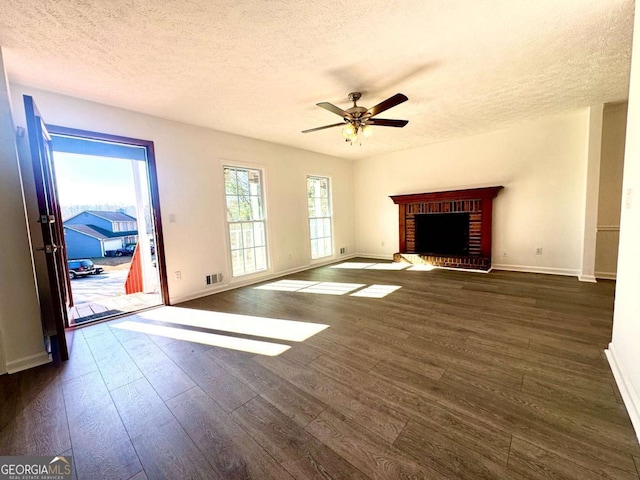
top-left (53, 151), bottom-right (146, 206)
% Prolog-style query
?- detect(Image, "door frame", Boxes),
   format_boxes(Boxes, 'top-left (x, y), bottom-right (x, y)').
top-left (47, 125), bottom-right (170, 310)
top-left (24, 96), bottom-right (71, 360)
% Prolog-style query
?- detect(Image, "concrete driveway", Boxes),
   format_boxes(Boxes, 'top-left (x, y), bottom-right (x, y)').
top-left (70, 269), bottom-right (128, 305)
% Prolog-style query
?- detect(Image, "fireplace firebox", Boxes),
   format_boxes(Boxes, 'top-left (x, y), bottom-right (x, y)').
top-left (415, 212), bottom-right (470, 256)
top-left (390, 186), bottom-right (503, 271)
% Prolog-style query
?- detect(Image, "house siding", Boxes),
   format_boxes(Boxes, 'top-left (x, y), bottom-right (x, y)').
top-left (64, 228), bottom-right (102, 259)
top-left (65, 212), bottom-right (112, 230)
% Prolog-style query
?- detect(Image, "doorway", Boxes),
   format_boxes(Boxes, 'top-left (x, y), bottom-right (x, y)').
top-left (49, 128), bottom-right (168, 325)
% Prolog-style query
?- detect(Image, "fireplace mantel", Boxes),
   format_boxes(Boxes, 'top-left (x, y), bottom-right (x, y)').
top-left (390, 186), bottom-right (504, 205)
top-left (390, 186), bottom-right (503, 270)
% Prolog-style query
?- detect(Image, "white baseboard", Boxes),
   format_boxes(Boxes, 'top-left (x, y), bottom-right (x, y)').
top-left (491, 263), bottom-right (580, 277)
top-left (353, 252), bottom-right (395, 261)
top-left (595, 271), bottom-right (617, 280)
top-left (605, 343), bottom-right (640, 445)
top-left (6, 350), bottom-right (51, 374)
top-left (170, 254), bottom-right (358, 304)
top-left (578, 275), bottom-right (598, 283)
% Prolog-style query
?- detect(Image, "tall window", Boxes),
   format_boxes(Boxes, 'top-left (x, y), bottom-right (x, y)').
top-left (224, 166), bottom-right (268, 277)
top-left (307, 176), bottom-right (332, 259)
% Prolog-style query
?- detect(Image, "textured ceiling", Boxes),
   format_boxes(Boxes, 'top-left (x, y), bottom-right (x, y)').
top-left (0, 0), bottom-right (634, 160)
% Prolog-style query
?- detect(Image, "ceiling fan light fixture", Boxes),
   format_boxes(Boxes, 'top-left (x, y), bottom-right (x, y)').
top-left (342, 123), bottom-right (357, 139)
top-left (303, 92), bottom-right (408, 144)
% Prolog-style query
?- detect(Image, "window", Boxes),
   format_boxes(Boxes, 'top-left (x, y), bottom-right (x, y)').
top-left (224, 166), bottom-right (268, 277)
top-left (307, 176), bottom-right (332, 259)
top-left (112, 222), bottom-right (120, 232)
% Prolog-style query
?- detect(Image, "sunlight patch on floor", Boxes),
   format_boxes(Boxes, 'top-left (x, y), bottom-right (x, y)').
top-left (299, 282), bottom-right (366, 295)
top-left (255, 280), bottom-right (319, 291)
top-left (329, 262), bottom-right (376, 269)
top-left (133, 306), bottom-right (328, 342)
top-left (350, 285), bottom-right (402, 298)
top-left (408, 264), bottom-right (436, 271)
top-left (256, 280), bottom-right (366, 295)
top-left (330, 262), bottom-right (413, 270)
top-left (111, 320), bottom-right (291, 356)
top-left (364, 263), bottom-right (411, 270)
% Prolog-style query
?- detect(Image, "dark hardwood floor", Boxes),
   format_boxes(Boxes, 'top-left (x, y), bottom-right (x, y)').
top-left (1, 259), bottom-right (639, 479)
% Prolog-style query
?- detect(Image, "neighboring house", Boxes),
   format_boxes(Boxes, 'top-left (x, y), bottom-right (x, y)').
top-left (63, 210), bottom-right (138, 259)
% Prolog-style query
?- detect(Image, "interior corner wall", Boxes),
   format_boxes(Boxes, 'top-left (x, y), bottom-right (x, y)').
top-left (606, 6), bottom-right (640, 445)
top-left (9, 84), bottom-right (355, 305)
top-left (579, 104), bottom-right (604, 283)
top-left (595, 102), bottom-right (627, 280)
top-left (353, 110), bottom-right (590, 276)
top-left (0, 48), bottom-right (50, 374)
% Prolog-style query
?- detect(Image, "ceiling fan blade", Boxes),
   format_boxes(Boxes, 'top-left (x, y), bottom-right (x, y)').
top-left (364, 118), bottom-right (409, 128)
top-left (367, 93), bottom-right (408, 117)
top-left (317, 102), bottom-right (353, 118)
top-left (302, 122), bottom-right (345, 133)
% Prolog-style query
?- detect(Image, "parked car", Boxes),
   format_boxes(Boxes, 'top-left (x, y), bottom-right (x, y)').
top-left (68, 259), bottom-right (103, 279)
top-left (105, 244), bottom-right (136, 257)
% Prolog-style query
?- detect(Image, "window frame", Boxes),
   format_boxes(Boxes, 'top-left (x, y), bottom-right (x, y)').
top-left (306, 175), bottom-right (334, 260)
top-left (223, 164), bottom-right (269, 278)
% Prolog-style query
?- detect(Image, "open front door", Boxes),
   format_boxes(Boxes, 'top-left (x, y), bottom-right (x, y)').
top-left (24, 95), bottom-right (70, 361)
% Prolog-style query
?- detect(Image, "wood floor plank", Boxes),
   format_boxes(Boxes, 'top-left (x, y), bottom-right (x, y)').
top-left (0, 367), bottom-right (19, 432)
top-left (521, 373), bottom-right (628, 417)
top-left (127, 471), bottom-right (147, 480)
top-left (58, 332), bottom-right (98, 382)
top-left (110, 378), bottom-right (213, 480)
top-left (231, 396), bottom-right (369, 480)
top-left (1, 260), bottom-right (637, 480)
top-left (116, 334), bottom-right (196, 401)
top-left (160, 340), bottom-right (257, 412)
top-left (83, 330), bottom-right (145, 391)
top-left (523, 369), bottom-right (619, 405)
top-left (168, 386), bottom-right (294, 480)
top-left (62, 370), bottom-right (142, 480)
top-left (507, 436), bottom-right (624, 480)
top-left (304, 335), bottom-right (380, 372)
top-left (0, 364), bottom-right (71, 456)
top-left (307, 407), bottom-right (449, 480)
top-left (206, 345), bottom-right (327, 426)
top-left (311, 354), bottom-right (512, 465)
top-left (394, 419), bottom-right (519, 479)
top-left (257, 354), bottom-right (408, 443)
top-left (373, 357), bottom-right (640, 478)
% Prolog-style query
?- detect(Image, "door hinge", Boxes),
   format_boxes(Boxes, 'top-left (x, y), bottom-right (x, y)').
top-left (36, 244), bottom-right (59, 254)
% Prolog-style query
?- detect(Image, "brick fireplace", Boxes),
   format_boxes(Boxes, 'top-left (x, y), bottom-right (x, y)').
top-left (390, 186), bottom-right (503, 271)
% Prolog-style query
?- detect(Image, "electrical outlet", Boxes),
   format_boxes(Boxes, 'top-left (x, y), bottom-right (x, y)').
top-left (501, 251), bottom-right (507, 257)
top-left (535, 248), bottom-right (543, 255)
top-left (381, 241), bottom-right (385, 247)
top-left (339, 247), bottom-right (347, 254)
top-left (174, 271), bottom-right (181, 280)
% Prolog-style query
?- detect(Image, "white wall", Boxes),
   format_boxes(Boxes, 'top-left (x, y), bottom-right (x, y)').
top-left (353, 110), bottom-right (591, 276)
top-left (9, 85), bottom-right (355, 305)
top-left (0, 49), bottom-right (50, 373)
top-left (606, 6), bottom-right (640, 444)
top-left (595, 103), bottom-right (627, 279)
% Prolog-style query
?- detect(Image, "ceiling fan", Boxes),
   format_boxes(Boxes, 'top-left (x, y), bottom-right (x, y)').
top-left (302, 92), bottom-right (409, 143)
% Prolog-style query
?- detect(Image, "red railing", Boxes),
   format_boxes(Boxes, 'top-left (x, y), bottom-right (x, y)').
top-left (125, 244), bottom-right (143, 294)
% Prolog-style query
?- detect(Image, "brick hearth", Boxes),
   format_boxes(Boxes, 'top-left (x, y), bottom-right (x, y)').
top-left (390, 186), bottom-right (503, 271)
